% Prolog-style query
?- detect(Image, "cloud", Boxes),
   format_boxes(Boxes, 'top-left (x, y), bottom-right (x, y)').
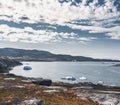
top-left (0, 0), bottom-right (120, 43)
top-left (0, 0), bottom-right (119, 23)
top-left (1, 24), bottom-right (91, 43)
top-left (68, 23), bottom-right (120, 40)
top-left (107, 26), bottom-right (120, 40)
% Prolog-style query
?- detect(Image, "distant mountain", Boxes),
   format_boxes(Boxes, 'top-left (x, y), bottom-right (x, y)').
top-left (0, 48), bottom-right (119, 62)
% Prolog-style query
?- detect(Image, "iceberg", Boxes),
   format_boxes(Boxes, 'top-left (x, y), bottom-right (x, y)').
top-left (61, 76), bottom-right (76, 81)
top-left (23, 66), bottom-right (32, 70)
top-left (79, 76), bottom-right (87, 80)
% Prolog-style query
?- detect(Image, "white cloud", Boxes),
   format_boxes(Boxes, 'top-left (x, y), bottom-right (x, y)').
top-left (0, 0), bottom-right (120, 42)
top-left (78, 37), bottom-right (97, 41)
top-left (0, 0), bottom-right (119, 23)
top-left (0, 24), bottom-right (89, 43)
top-left (68, 23), bottom-right (120, 39)
top-left (107, 26), bottom-right (120, 40)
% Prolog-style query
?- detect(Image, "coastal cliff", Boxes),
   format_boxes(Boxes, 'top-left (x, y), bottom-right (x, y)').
top-left (0, 57), bottom-right (22, 73)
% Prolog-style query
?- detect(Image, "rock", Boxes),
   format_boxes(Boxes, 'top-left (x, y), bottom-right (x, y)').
top-left (0, 57), bottom-right (22, 73)
top-left (112, 64), bottom-right (120, 67)
top-left (102, 98), bottom-right (119, 105)
top-left (43, 89), bottom-right (59, 93)
top-left (21, 80), bottom-right (31, 83)
top-left (77, 93), bottom-right (120, 105)
top-left (12, 85), bottom-right (25, 89)
top-left (47, 86), bottom-right (67, 90)
top-left (23, 66), bottom-right (32, 70)
top-left (117, 102), bottom-right (120, 105)
top-left (22, 98), bottom-right (44, 105)
top-left (43, 86), bottom-right (68, 93)
top-left (0, 86), bottom-right (5, 89)
top-left (32, 79), bottom-right (52, 86)
top-left (72, 86), bottom-right (93, 90)
top-left (5, 73), bottom-right (16, 76)
top-left (4, 78), bottom-right (16, 81)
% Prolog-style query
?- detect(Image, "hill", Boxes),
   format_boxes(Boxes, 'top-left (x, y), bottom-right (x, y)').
top-left (0, 48), bottom-right (119, 62)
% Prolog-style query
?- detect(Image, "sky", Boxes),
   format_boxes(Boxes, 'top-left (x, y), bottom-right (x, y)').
top-left (0, 0), bottom-right (120, 59)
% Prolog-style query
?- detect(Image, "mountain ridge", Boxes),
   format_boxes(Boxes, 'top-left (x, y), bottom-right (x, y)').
top-left (0, 48), bottom-right (119, 62)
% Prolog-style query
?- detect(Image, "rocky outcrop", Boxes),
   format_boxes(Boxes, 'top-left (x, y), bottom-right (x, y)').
top-left (0, 57), bottom-right (22, 73)
top-left (31, 78), bottom-right (52, 86)
top-left (77, 93), bottom-right (120, 105)
top-left (4, 98), bottom-right (44, 105)
top-left (21, 98), bottom-right (44, 105)
top-left (21, 78), bottom-right (52, 86)
top-left (112, 64), bottom-right (120, 67)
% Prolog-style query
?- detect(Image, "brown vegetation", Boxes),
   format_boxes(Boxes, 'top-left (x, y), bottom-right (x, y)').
top-left (0, 74), bottom-right (99, 105)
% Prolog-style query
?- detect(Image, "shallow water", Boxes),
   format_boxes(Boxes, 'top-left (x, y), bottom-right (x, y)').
top-left (10, 62), bottom-right (120, 86)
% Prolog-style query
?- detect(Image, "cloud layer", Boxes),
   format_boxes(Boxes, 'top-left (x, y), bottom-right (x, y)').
top-left (0, 0), bottom-right (120, 43)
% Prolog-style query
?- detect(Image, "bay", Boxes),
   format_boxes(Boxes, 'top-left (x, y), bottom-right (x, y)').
top-left (10, 62), bottom-right (120, 86)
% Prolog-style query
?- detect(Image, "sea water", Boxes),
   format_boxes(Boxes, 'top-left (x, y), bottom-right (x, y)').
top-left (10, 62), bottom-right (120, 86)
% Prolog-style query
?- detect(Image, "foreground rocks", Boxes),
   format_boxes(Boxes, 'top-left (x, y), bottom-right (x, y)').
top-left (76, 92), bottom-right (120, 105)
top-left (0, 74), bottom-right (99, 105)
top-left (0, 74), bottom-right (120, 105)
top-left (54, 82), bottom-right (120, 105)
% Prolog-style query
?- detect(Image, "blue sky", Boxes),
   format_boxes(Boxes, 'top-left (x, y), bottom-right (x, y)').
top-left (0, 0), bottom-right (120, 59)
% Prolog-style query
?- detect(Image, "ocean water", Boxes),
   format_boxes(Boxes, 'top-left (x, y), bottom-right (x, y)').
top-left (10, 62), bottom-right (120, 86)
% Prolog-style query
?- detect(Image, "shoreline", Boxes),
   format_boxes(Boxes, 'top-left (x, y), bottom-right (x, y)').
top-left (0, 57), bottom-right (22, 73)
top-left (1, 59), bottom-right (120, 104)
top-left (0, 73), bottom-right (120, 105)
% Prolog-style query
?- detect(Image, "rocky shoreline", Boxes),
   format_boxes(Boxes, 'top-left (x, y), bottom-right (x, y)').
top-left (0, 57), bottom-right (22, 73)
top-left (0, 73), bottom-right (120, 105)
top-left (0, 58), bottom-right (120, 105)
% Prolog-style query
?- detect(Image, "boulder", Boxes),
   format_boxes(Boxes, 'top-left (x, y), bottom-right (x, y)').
top-left (4, 78), bottom-right (16, 81)
top-left (22, 98), bottom-right (44, 105)
top-left (32, 79), bottom-right (52, 86)
top-left (5, 73), bottom-right (16, 76)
